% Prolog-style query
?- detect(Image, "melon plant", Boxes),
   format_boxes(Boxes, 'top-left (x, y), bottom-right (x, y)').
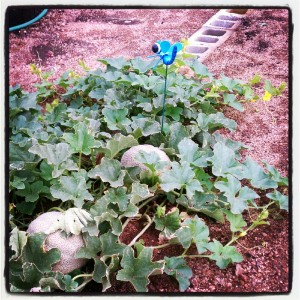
top-left (8, 56), bottom-right (288, 292)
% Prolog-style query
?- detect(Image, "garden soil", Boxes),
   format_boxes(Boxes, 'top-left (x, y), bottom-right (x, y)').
top-left (8, 8), bottom-right (290, 293)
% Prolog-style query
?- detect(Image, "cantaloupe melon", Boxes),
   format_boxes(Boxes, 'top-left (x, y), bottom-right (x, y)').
top-left (120, 144), bottom-right (170, 171)
top-left (27, 211), bottom-right (87, 274)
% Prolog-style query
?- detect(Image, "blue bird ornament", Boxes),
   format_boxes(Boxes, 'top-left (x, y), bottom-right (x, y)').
top-left (151, 40), bottom-right (183, 67)
top-left (148, 40), bottom-right (183, 132)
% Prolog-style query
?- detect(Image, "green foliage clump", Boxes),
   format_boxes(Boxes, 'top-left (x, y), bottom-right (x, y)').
top-left (8, 56), bottom-right (288, 292)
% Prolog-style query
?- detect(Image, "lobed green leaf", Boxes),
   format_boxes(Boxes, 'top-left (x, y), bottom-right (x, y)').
top-left (266, 190), bottom-right (288, 211)
top-left (160, 161), bottom-right (203, 198)
top-left (206, 239), bottom-right (243, 269)
top-left (50, 172), bottom-right (94, 207)
top-left (175, 215), bottom-right (209, 253)
top-left (154, 207), bottom-right (181, 238)
top-left (88, 158), bottom-right (126, 188)
top-left (116, 245), bottom-right (164, 292)
top-left (243, 157), bottom-right (278, 189)
top-left (164, 256), bottom-right (193, 291)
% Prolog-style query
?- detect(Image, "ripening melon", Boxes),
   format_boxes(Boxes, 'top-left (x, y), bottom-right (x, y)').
top-left (27, 211), bottom-right (87, 274)
top-left (120, 144), bottom-right (170, 171)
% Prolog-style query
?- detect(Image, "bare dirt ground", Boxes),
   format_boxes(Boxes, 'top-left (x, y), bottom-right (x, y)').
top-left (9, 9), bottom-right (218, 88)
top-left (8, 8), bottom-right (290, 294)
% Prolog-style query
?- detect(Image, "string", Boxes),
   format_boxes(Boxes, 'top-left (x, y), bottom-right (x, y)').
top-left (161, 64), bottom-right (168, 133)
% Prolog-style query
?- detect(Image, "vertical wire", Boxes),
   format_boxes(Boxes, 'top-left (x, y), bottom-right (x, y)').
top-left (161, 64), bottom-right (168, 132)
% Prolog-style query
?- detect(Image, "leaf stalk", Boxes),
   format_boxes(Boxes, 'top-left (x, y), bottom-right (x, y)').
top-left (128, 214), bottom-right (153, 247)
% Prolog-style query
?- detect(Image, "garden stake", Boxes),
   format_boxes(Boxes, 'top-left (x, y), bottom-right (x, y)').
top-left (161, 64), bottom-right (168, 132)
top-left (150, 40), bottom-right (183, 132)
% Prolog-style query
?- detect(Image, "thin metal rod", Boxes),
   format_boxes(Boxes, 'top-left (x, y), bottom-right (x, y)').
top-left (161, 64), bottom-right (168, 132)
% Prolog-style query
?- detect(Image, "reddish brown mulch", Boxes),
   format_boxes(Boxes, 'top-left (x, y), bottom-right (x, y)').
top-left (104, 207), bottom-right (289, 293)
top-left (205, 9), bottom-right (289, 178)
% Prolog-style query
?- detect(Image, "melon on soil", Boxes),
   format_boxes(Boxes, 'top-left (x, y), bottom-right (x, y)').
top-left (121, 144), bottom-right (170, 171)
top-left (27, 211), bottom-right (87, 274)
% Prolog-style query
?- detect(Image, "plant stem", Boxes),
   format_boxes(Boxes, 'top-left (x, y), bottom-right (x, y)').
top-left (122, 214), bottom-right (142, 230)
top-left (161, 65), bottom-right (168, 133)
top-left (190, 99), bottom-right (201, 107)
top-left (155, 199), bottom-right (166, 209)
top-left (128, 214), bottom-right (153, 247)
top-left (181, 254), bottom-right (211, 259)
top-left (48, 206), bottom-right (65, 213)
top-left (99, 180), bottom-right (104, 196)
top-left (128, 197), bottom-right (167, 246)
top-left (12, 219), bottom-right (28, 227)
top-left (263, 100), bottom-right (276, 124)
top-left (151, 243), bottom-right (172, 250)
top-left (138, 197), bottom-right (153, 210)
top-left (181, 248), bottom-right (189, 256)
top-left (179, 186), bottom-right (184, 198)
top-left (235, 240), bottom-right (261, 251)
top-left (225, 218), bottom-right (260, 247)
top-left (72, 274), bottom-right (93, 282)
top-left (264, 201), bottom-right (276, 209)
top-left (151, 171), bottom-right (157, 187)
top-left (137, 195), bottom-right (159, 209)
top-left (143, 205), bottom-right (151, 216)
top-left (247, 207), bottom-right (255, 222)
top-left (171, 190), bottom-right (180, 197)
top-left (74, 278), bottom-right (93, 292)
top-left (214, 176), bottom-right (221, 183)
top-left (226, 234), bottom-right (242, 247)
top-left (215, 199), bottom-right (229, 206)
top-left (247, 201), bottom-right (275, 210)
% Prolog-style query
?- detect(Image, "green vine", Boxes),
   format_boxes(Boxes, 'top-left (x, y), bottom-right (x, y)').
top-left (8, 56), bottom-right (288, 293)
